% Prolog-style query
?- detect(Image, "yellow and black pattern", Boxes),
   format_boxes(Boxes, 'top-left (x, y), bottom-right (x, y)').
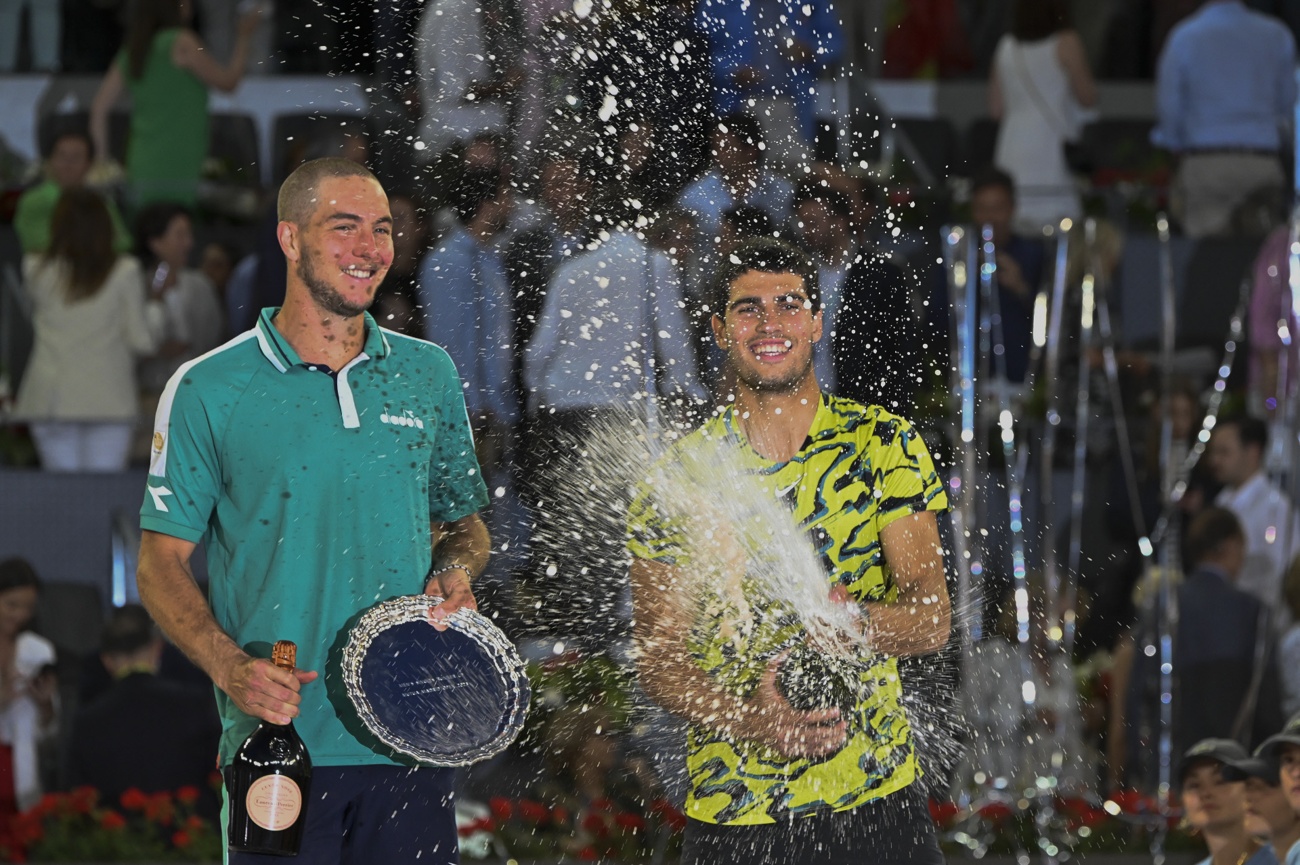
top-left (627, 394), bottom-right (949, 825)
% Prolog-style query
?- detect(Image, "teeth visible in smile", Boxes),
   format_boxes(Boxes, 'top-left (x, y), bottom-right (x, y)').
top-left (344, 267), bottom-right (374, 279)
top-left (755, 344), bottom-right (789, 356)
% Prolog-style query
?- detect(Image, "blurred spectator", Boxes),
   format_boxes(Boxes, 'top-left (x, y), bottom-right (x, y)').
top-left (677, 113), bottom-right (794, 270)
top-left (0, 559), bottom-right (57, 817)
top-left (989, 0), bottom-right (1097, 232)
top-left (12, 189), bottom-right (164, 472)
top-left (419, 168), bottom-right (520, 470)
top-left (1111, 508), bottom-right (1284, 789)
top-left (505, 150), bottom-right (597, 360)
top-left (792, 181), bottom-right (919, 412)
top-left (695, 0), bottom-right (843, 148)
top-left (1281, 557), bottom-right (1300, 717)
top-left (1209, 415), bottom-right (1300, 630)
top-left (0, 0), bottom-right (60, 72)
top-left (133, 203), bottom-right (225, 399)
top-left (1152, 0), bottom-right (1296, 237)
top-left (1085, 380), bottom-right (1212, 657)
top-left (522, 210), bottom-right (706, 644)
top-left (199, 240), bottom-right (238, 305)
top-left (371, 193), bottom-right (430, 337)
top-left (13, 129), bottom-right (130, 255)
top-left (91, 0), bottom-right (262, 209)
top-left (415, 0), bottom-right (522, 159)
top-left (1247, 226), bottom-right (1300, 418)
top-left (514, 0), bottom-right (577, 159)
top-left (67, 605), bottom-right (221, 820)
top-left (927, 168), bottom-right (1043, 386)
top-left (581, 0), bottom-right (710, 190)
top-left (1221, 745), bottom-right (1300, 865)
top-left (1178, 740), bottom-right (1270, 865)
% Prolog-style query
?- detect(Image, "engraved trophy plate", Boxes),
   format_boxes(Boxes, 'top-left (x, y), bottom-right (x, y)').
top-left (343, 595), bottom-right (530, 766)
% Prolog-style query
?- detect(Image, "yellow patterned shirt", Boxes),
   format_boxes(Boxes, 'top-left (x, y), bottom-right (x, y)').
top-left (627, 394), bottom-right (949, 825)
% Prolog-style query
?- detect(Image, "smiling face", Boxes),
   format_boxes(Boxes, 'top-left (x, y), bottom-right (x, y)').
top-left (711, 269), bottom-right (823, 394)
top-left (282, 175), bottom-right (393, 319)
top-left (1183, 762), bottom-right (1248, 834)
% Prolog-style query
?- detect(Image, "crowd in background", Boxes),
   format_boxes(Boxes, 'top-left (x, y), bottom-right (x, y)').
top-left (5, 0), bottom-right (1300, 851)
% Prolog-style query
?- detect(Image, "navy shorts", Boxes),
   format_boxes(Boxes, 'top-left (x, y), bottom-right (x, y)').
top-left (681, 783), bottom-right (944, 865)
top-left (224, 765), bottom-right (458, 865)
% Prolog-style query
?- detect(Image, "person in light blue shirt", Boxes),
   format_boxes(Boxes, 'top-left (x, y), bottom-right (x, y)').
top-left (677, 113), bottom-right (794, 287)
top-left (695, 0), bottom-right (843, 143)
top-left (1152, 0), bottom-right (1296, 237)
top-left (419, 167), bottom-right (520, 439)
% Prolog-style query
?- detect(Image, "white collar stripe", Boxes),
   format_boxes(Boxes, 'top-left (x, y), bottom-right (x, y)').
top-left (336, 352), bottom-right (368, 429)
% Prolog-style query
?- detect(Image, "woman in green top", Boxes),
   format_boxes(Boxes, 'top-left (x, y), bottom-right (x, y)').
top-left (90, 0), bottom-right (262, 209)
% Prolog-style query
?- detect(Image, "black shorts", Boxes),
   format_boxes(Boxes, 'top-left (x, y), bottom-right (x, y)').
top-left (681, 783), bottom-right (944, 865)
top-left (224, 764), bottom-right (458, 865)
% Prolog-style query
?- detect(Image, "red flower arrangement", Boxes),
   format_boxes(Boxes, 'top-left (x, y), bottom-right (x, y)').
top-left (0, 786), bottom-right (221, 863)
top-left (928, 790), bottom-right (1196, 858)
top-left (460, 794), bottom-right (687, 862)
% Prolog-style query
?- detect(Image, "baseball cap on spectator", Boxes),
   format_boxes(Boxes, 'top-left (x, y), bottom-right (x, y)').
top-left (1219, 754), bottom-right (1279, 784)
top-left (1257, 713), bottom-right (1300, 762)
top-left (1179, 738), bottom-right (1251, 785)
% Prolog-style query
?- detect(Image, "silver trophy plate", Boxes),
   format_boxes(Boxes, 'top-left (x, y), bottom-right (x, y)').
top-left (342, 595), bottom-right (530, 766)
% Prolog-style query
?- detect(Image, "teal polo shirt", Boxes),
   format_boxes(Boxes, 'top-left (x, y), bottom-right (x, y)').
top-left (140, 307), bottom-right (490, 766)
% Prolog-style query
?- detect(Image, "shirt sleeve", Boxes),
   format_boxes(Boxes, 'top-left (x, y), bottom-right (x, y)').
top-left (872, 412), bottom-right (949, 532)
top-left (1151, 38), bottom-right (1184, 151)
top-left (140, 371), bottom-right (224, 543)
top-left (426, 348), bottom-right (490, 522)
top-left (625, 476), bottom-right (688, 566)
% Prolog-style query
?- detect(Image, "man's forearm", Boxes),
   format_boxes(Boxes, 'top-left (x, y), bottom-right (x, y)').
top-left (636, 628), bottom-right (752, 738)
top-left (136, 533), bottom-right (246, 690)
top-left (863, 592), bottom-right (951, 657)
top-left (430, 514), bottom-right (491, 578)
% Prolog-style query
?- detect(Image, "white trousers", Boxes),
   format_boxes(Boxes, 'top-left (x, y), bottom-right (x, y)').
top-left (29, 422), bottom-right (134, 472)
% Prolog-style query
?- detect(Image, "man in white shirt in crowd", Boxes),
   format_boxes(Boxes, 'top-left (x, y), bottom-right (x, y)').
top-left (1209, 415), bottom-right (1300, 631)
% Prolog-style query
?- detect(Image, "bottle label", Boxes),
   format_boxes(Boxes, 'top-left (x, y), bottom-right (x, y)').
top-left (245, 775), bottom-right (302, 831)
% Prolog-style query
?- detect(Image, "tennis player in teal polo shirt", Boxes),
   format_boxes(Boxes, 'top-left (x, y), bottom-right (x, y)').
top-left (137, 157), bottom-right (492, 865)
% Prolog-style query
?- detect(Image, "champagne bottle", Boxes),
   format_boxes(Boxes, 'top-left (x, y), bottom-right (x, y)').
top-left (226, 641), bottom-right (313, 856)
top-left (775, 643), bottom-right (864, 719)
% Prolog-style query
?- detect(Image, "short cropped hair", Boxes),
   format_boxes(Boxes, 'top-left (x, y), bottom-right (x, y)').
top-left (794, 182), bottom-right (853, 221)
top-left (1220, 415), bottom-right (1268, 455)
top-left (1185, 507), bottom-right (1246, 568)
top-left (971, 167), bottom-right (1017, 200)
top-left (707, 237), bottom-right (820, 318)
top-left (278, 157), bottom-right (381, 225)
top-left (101, 604), bottom-right (159, 656)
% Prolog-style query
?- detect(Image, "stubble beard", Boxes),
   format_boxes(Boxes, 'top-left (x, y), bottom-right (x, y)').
top-left (299, 248), bottom-right (374, 319)
top-left (733, 348), bottom-right (814, 394)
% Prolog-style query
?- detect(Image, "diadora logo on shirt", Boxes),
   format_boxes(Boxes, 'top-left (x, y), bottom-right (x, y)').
top-left (380, 409), bottom-right (425, 429)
